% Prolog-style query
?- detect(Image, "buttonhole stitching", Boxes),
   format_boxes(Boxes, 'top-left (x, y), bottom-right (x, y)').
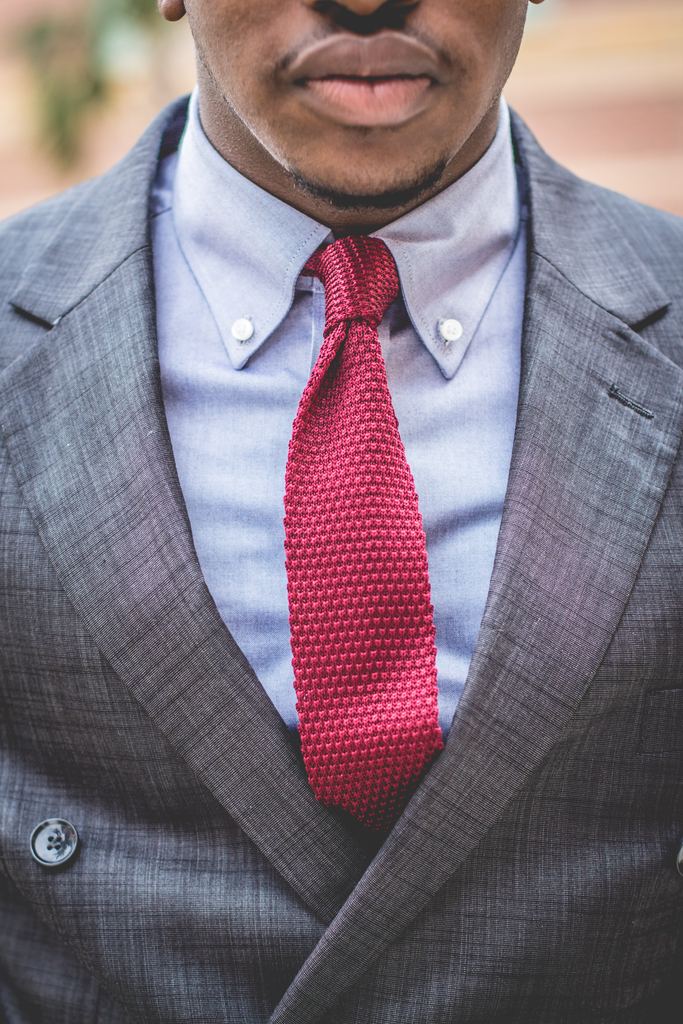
top-left (607, 384), bottom-right (654, 420)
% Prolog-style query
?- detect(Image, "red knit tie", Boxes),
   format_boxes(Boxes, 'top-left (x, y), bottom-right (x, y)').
top-left (284, 235), bottom-right (443, 830)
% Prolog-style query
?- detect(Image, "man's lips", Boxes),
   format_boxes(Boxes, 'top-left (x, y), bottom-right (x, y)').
top-left (287, 31), bottom-right (442, 128)
top-left (301, 76), bottom-right (434, 128)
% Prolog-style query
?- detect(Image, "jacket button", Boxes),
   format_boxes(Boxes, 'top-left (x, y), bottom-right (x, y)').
top-left (677, 840), bottom-right (683, 878)
top-left (30, 819), bottom-right (79, 868)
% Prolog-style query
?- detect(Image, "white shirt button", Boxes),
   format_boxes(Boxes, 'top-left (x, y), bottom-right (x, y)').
top-left (231, 317), bottom-right (255, 343)
top-left (438, 318), bottom-right (464, 344)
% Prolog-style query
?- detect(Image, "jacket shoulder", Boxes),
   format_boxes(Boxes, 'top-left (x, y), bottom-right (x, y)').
top-left (0, 177), bottom-right (118, 372)
top-left (0, 180), bottom-right (98, 296)
top-left (0, 97), bottom-right (188, 298)
top-left (0, 98), bottom-right (188, 372)
top-left (583, 181), bottom-right (683, 299)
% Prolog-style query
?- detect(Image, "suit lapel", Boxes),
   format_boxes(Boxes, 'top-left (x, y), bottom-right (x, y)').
top-left (1, 101), bottom-right (368, 923)
top-left (267, 121), bottom-right (683, 1022)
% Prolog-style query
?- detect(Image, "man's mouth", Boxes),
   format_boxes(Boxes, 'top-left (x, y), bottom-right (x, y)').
top-left (287, 31), bottom-right (442, 128)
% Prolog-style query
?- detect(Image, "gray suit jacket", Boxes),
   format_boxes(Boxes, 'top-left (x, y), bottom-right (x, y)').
top-left (1, 98), bottom-right (681, 1023)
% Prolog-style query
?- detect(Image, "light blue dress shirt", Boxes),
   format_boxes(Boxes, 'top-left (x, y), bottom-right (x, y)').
top-left (152, 91), bottom-right (527, 736)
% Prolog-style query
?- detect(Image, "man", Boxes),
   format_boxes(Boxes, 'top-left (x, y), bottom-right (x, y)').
top-left (0, 0), bottom-right (681, 1019)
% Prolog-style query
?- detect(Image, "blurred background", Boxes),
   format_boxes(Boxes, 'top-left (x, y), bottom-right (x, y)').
top-left (1, 0), bottom-right (681, 219)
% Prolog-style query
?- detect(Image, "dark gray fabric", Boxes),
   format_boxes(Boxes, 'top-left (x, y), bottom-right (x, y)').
top-left (1, 97), bottom-right (682, 1023)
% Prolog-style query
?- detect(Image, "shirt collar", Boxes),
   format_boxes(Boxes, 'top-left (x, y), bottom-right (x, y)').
top-left (373, 99), bottom-right (522, 378)
top-left (173, 90), bottom-right (520, 377)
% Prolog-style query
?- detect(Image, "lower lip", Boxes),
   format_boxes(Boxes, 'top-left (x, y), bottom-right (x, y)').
top-left (299, 75), bottom-right (433, 127)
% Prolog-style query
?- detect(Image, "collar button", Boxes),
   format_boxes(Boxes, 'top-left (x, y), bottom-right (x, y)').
top-left (231, 317), bottom-right (255, 343)
top-left (438, 318), bottom-right (464, 344)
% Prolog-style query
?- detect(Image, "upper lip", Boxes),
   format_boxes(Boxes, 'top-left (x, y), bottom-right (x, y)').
top-left (287, 31), bottom-right (443, 83)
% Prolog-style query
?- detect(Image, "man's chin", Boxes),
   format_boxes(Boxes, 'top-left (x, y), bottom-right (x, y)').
top-left (287, 155), bottom-right (450, 213)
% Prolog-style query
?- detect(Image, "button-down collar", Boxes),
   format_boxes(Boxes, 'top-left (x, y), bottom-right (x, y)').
top-left (173, 90), bottom-right (520, 378)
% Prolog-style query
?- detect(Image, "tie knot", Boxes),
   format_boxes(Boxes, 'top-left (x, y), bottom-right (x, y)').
top-left (304, 236), bottom-right (399, 329)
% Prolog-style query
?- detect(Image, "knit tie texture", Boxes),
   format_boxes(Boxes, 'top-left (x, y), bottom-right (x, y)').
top-left (284, 235), bottom-right (443, 830)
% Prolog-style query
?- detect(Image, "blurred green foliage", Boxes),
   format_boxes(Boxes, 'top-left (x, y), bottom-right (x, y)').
top-left (18, 0), bottom-right (161, 166)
